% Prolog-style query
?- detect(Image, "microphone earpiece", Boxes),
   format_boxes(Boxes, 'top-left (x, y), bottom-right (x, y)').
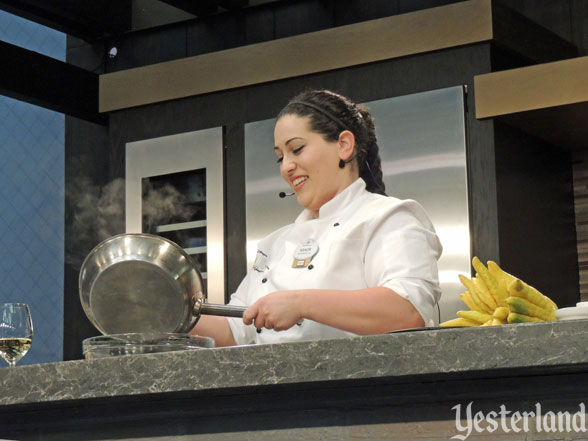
top-left (279, 191), bottom-right (295, 198)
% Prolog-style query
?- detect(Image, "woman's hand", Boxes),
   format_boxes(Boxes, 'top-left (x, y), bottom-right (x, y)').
top-left (243, 290), bottom-right (306, 331)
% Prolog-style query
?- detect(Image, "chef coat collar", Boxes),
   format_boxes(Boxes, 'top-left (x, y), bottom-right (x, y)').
top-left (295, 178), bottom-right (367, 222)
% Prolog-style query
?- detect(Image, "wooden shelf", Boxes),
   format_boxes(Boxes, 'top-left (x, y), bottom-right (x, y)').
top-left (99, 0), bottom-right (495, 112)
top-left (100, 0), bottom-right (577, 114)
top-left (474, 56), bottom-right (588, 150)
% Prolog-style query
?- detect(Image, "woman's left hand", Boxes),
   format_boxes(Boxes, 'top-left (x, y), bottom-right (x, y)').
top-left (243, 291), bottom-right (305, 331)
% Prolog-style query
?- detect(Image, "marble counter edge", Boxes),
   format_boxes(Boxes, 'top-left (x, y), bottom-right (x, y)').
top-left (1, 320), bottom-right (587, 407)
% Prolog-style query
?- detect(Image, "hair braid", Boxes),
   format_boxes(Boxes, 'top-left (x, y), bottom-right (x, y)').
top-left (355, 107), bottom-right (386, 196)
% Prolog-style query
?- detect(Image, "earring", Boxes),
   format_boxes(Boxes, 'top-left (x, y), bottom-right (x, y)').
top-left (338, 159), bottom-right (345, 169)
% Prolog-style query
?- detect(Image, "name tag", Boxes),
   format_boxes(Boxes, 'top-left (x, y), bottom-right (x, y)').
top-left (292, 239), bottom-right (319, 268)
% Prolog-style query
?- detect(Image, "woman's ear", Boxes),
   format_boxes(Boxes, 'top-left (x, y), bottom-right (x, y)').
top-left (337, 130), bottom-right (356, 162)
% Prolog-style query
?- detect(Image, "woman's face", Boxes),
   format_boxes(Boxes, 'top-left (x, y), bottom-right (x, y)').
top-left (274, 114), bottom-right (355, 217)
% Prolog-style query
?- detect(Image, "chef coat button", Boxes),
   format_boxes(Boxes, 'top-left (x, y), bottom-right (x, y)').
top-left (333, 222), bottom-right (340, 227)
top-left (262, 278), bottom-right (267, 283)
top-left (308, 265), bottom-right (314, 270)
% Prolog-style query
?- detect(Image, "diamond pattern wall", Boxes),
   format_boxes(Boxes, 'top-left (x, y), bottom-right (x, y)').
top-left (0, 11), bottom-right (65, 365)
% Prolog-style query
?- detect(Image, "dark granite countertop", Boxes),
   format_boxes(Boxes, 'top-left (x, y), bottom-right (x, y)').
top-left (1, 320), bottom-right (588, 407)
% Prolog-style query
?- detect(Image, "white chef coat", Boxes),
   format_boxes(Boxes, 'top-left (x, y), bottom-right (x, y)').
top-left (227, 178), bottom-right (442, 345)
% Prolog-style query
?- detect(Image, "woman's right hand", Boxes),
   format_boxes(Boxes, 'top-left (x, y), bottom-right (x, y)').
top-left (243, 290), bottom-right (306, 331)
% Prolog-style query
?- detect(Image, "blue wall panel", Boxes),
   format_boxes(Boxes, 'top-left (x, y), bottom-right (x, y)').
top-left (0, 11), bottom-right (65, 365)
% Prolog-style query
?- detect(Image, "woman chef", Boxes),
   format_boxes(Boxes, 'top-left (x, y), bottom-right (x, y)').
top-left (192, 89), bottom-right (442, 346)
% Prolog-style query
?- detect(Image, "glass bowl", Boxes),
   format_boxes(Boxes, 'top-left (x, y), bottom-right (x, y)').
top-left (82, 332), bottom-right (215, 360)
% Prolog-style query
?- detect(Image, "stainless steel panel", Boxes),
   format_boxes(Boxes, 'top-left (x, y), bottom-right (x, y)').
top-left (244, 87), bottom-right (470, 324)
top-left (365, 87), bottom-right (469, 323)
top-left (125, 127), bottom-right (225, 304)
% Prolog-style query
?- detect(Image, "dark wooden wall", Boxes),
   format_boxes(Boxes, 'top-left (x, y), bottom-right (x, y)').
top-left (494, 121), bottom-right (579, 309)
top-left (63, 0), bottom-right (587, 359)
top-left (502, 0), bottom-right (588, 56)
top-left (66, 0), bottom-right (588, 78)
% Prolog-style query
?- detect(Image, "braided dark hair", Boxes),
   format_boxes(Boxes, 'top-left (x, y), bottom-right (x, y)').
top-left (277, 89), bottom-right (386, 196)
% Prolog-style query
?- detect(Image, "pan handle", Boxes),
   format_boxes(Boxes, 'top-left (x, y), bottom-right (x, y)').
top-left (193, 299), bottom-right (303, 328)
top-left (196, 300), bottom-right (246, 318)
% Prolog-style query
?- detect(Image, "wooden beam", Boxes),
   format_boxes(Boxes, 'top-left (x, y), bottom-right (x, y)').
top-left (0, 40), bottom-right (107, 125)
top-left (99, 0), bottom-right (494, 112)
top-left (475, 56), bottom-right (588, 118)
top-left (475, 56), bottom-right (588, 149)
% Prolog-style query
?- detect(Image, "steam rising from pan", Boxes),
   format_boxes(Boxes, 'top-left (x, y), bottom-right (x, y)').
top-left (66, 177), bottom-right (195, 268)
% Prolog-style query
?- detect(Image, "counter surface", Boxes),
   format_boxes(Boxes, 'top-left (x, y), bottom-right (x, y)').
top-left (1, 320), bottom-right (587, 407)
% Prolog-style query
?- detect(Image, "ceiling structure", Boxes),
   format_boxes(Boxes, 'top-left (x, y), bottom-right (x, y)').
top-left (0, 0), bottom-right (282, 124)
top-left (0, 0), bottom-right (270, 42)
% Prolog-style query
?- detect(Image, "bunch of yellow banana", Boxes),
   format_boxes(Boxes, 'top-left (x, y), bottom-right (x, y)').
top-left (440, 257), bottom-right (558, 327)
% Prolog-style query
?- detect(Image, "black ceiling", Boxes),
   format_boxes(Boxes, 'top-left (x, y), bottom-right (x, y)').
top-left (0, 0), bottom-right (281, 123)
top-left (0, 0), bottom-right (264, 43)
top-left (0, 0), bottom-right (133, 42)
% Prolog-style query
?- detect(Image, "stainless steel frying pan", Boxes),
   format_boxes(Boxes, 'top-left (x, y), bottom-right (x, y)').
top-left (79, 233), bottom-right (245, 335)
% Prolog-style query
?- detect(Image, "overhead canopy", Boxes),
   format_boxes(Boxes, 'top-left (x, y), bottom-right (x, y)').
top-left (0, 0), bottom-right (273, 123)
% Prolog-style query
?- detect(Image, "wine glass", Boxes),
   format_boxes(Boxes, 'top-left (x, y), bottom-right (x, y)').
top-left (0, 303), bottom-right (34, 368)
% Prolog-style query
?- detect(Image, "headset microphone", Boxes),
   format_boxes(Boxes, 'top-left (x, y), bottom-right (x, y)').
top-left (279, 191), bottom-right (295, 198)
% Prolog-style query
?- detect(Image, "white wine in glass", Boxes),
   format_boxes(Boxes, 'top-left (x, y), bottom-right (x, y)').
top-left (0, 303), bottom-right (34, 368)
